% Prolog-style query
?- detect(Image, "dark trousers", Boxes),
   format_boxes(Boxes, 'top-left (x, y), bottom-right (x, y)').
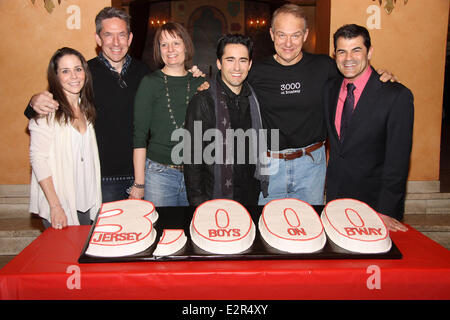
top-left (101, 176), bottom-right (133, 203)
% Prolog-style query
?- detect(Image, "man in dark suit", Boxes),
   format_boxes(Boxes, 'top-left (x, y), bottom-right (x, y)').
top-left (324, 24), bottom-right (414, 232)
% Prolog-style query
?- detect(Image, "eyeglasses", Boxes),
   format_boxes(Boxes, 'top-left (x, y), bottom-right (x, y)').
top-left (112, 71), bottom-right (128, 89)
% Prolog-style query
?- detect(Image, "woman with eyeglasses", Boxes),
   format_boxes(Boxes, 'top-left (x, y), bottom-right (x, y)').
top-left (29, 47), bottom-right (102, 229)
top-left (129, 22), bottom-right (205, 206)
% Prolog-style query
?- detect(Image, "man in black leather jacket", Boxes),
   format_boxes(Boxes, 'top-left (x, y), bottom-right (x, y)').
top-left (183, 34), bottom-right (270, 206)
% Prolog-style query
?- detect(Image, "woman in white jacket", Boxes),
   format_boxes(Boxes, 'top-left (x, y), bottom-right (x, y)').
top-left (29, 47), bottom-right (101, 229)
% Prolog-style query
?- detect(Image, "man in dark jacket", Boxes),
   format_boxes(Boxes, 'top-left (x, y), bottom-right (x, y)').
top-left (184, 34), bottom-right (271, 206)
top-left (324, 24), bottom-right (413, 231)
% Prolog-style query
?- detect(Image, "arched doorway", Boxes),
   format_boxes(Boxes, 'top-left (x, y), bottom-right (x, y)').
top-left (187, 6), bottom-right (228, 78)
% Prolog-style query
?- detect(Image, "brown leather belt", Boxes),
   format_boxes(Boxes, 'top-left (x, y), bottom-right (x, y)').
top-left (168, 164), bottom-right (183, 172)
top-left (267, 141), bottom-right (325, 161)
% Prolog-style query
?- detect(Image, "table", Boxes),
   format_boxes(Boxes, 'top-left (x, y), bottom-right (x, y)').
top-left (0, 224), bottom-right (449, 300)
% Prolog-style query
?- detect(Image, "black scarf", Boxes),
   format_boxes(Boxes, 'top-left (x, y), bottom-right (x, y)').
top-left (209, 73), bottom-right (269, 199)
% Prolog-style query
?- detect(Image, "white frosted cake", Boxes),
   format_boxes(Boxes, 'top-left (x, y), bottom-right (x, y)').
top-left (259, 198), bottom-right (326, 253)
top-left (153, 229), bottom-right (187, 256)
top-left (190, 199), bottom-right (256, 254)
top-left (321, 198), bottom-right (391, 253)
top-left (86, 199), bottom-right (159, 257)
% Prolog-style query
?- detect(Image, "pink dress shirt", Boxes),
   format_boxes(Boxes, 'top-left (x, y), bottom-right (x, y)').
top-left (334, 67), bottom-right (373, 137)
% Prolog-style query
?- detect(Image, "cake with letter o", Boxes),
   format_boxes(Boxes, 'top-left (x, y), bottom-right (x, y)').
top-left (321, 198), bottom-right (392, 253)
top-left (153, 229), bottom-right (187, 256)
top-left (86, 199), bottom-right (158, 257)
top-left (259, 198), bottom-right (326, 253)
top-left (190, 199), bottom-right (255, 254)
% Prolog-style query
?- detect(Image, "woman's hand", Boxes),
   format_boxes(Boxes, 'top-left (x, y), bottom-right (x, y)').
top-left (132, 148), bottom-right (147, 199)
top-left (35, 176), bottom-right (67, 230)
top-left (50, 205), bottom-right (68, 230)
top-left (129, 185), bottom-right (144, 199)
top-left (197, 81), bottom-right (210, 92)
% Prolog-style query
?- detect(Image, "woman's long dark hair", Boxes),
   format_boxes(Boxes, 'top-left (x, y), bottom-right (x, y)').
top-left (45, 47), bottom-right (95, 124)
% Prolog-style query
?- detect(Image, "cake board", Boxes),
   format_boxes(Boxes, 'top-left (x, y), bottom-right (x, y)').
top-left (78, 205), bottom-right (402, 263)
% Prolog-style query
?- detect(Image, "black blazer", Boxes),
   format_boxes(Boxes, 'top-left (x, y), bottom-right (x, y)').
top-left (324, 67), bottom-right (414, 220)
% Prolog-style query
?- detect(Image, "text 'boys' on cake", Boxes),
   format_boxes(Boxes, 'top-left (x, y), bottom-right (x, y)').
top-left (190, 199), bottom-right (256, 254)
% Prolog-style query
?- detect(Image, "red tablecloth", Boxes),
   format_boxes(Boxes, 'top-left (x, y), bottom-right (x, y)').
top-left (0, 225), bottom-right (449, 300)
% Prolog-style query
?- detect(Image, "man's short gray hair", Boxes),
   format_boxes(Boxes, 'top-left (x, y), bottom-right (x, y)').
top-left (95, 7), bottom-right (131, 35)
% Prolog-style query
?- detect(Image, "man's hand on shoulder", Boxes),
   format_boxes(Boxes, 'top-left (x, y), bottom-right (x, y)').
top-left (376, 69), bottom-right (399, 83)
top-left (188, 65), bottom-right (209, 92)
top-left (188, 65), bottom-right (206, 78)
top-left (30, 91), bottom-right (59, 115)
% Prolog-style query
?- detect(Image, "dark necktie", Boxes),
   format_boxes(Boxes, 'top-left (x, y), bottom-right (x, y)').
top-left (340, 83), bottom-right (356, 142)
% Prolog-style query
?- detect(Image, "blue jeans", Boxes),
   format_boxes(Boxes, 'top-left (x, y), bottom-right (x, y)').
top-left (144, 159), bottom-right (189, 207)
top-left (258, 145), bottom-right (326, 205)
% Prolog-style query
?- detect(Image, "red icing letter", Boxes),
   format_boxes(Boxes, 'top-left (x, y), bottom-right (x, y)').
top-left (345, 227), bottom-right (356, 236)
top-left (209, 229), bottom-right (217, 237)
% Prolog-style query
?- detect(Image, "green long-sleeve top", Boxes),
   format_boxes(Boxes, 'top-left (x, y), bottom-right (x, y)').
top-left (133, 69), bottom-right (205, 165)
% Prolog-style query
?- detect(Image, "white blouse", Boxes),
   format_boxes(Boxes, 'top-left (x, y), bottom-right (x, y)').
top-left (71, 126), bottom-right (96, 212)
top-left (29, 114), bottom-right (102, 225)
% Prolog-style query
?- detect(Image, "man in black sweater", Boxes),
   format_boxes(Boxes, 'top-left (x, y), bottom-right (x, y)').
top-left (25, 7), bottom-right (149, 202)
